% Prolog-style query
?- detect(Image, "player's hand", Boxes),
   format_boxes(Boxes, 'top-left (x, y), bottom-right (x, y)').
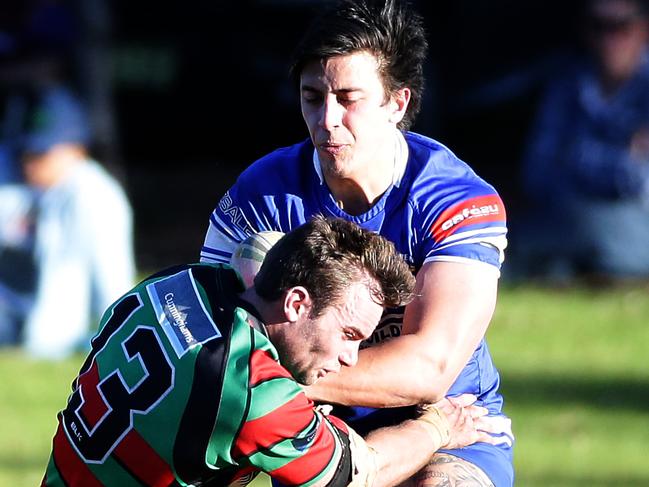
top-left (420, 394), bottom-right (513, 450)
top-left (443, 394), bottom-right (514, 447)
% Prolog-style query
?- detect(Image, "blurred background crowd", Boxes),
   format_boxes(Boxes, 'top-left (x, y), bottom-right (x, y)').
top-left (1, 0), bottom-right (649, 359)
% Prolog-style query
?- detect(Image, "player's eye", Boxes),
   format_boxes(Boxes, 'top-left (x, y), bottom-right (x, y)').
top-left (344, 329), bottom-right (360, 340)
top-left (301, 91), bottom-right (323, 104)
top-left (337, 97), bottom-right (358, 107)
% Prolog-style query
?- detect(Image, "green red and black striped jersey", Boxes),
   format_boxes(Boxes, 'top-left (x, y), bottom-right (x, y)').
top-left (42, 264), bottom-right (353, 487)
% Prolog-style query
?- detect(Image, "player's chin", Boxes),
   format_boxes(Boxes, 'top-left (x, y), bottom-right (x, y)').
top-left (301, 369), bottom-right (327, 386)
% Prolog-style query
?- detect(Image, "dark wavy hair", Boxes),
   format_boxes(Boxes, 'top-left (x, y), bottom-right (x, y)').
top-left (289, 0), bottom-right (428, 131)
top-left (254, 215), bottom-right (415, 318)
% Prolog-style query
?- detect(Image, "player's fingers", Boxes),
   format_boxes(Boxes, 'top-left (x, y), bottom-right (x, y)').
top-left (473, 416), bottom-right (514, 447)
top-left (475, 415), bottom-right (512, 435)
top-left (465, 404), bottom-right (489, 418)
top-left (445, 393), bottom-right (477, 408)
top-left (439, 403), bottom-right (460, 424)
top-left (473, 431), bottom-right (500, 446)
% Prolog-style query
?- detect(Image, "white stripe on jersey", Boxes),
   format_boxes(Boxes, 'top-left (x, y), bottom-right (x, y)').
top-left (211, 211), bottom-right (250, 243)
top-left (437, 226), bottom-right (507, 246)
top-left (200, 212), bottom-right (247, 263)
top-left (423, 255), bottom-right (502, 276)
top-left (434, 235), bottom-right (504, 253)
top-left (433, 232), bottom-right (508, 265)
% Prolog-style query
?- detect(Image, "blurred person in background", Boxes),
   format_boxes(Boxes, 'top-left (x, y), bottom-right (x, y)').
top-left (0, 85), bottom-right (135, 358)
top-left (511, 0), bottom-right (649, 282)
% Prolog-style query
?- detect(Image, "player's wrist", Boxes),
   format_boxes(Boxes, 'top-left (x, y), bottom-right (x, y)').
top-left (415, 405), bottom-right (451, 449)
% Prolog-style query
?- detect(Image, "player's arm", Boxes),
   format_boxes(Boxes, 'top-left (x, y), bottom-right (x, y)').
top-left (305, 260), bottom-right (498, 407)
top-left (325, 394), bottom-right (498, 487)
top-left (238, 354), bottom-right (496, 487)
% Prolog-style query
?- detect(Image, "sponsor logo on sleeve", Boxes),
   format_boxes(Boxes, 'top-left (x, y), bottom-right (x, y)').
top-left (291, 414), bottom-right (321, 452)
top-left (430, 194), bottom-right (505, 243)
top-left (218, 191), bottom-right (254, 234)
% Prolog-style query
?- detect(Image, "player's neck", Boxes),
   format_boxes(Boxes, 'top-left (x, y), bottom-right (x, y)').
top-left (326, 175), bottom-right (389, 215)
top-left (239, 288), bottom-right (286, 328)
top-left (325, 152), bottom-right (396, 216)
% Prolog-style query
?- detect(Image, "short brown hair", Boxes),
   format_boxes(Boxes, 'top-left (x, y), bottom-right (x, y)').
top-left (254, 215), bottom-right (415, 317)
top-left (289, 0), bottom-right (428, 131)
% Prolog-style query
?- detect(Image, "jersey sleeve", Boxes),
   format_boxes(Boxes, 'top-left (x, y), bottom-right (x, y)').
top-left (418, 186), bottom-right (508, 271)
top-left (234, 349), bottom-right (352, 486)
top-left (201, 181), bottom-right (268, 264)
top-left (201, 141), bottom-right (314, 265)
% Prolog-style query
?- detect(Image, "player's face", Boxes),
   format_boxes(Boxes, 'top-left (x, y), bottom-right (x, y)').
top-left (299, 51), bottom-right (407, 182)
top-left (283, 281), bottom-right (383, 385)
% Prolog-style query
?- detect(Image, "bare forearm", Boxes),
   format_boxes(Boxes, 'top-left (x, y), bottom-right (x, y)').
top-left (306, 334), bottom-right (451, 407)
top-left (306, 263), bottom-right (498, 408)
top-left (364, 419), bottom-right (445, 487)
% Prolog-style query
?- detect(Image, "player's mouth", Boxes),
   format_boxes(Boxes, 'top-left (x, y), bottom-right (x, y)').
top-left (318, 367), bottom-right (336, 379)
top-left (319, 143), bottom-right (346, 156)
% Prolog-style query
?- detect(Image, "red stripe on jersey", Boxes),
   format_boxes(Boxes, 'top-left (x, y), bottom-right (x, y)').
top-left (325, 414), bottom-right (349, 434)
top-left (233, 393), bottom-right (315, 456)
top-left (113, 429), bottom-right (176, 486)
top-left (269, 419), bottom-right (337, 485)
top-left (51, 422), bottom-right (103, 487)
top-left (430, 194), bottom-right (506, 244)
top-left (78, 363), bottom-right (109, 427)
top-left (249, 349), bottom-right (292, 386)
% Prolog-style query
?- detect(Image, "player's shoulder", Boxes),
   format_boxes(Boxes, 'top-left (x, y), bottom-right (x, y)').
top-left (406, 132), bottom-right (476, 179)
top-left (403, 132), bottom-right (502, 203)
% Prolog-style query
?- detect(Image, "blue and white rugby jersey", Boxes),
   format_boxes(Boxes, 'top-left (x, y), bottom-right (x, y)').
top-left (202, 130), bottom-right (508, 416)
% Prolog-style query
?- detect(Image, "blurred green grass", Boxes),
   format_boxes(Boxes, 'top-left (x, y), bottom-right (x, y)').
top-left (2, 283), bottom-right (648, 486)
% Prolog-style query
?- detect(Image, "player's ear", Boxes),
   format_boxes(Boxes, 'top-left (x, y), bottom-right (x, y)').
top-left (388, 87), bottom-right (410, 124)
top-left (283, 286), bottom-right (312, 323)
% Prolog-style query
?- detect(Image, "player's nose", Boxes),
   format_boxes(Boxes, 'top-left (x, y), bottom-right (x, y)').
top-left (319, 97), bottom-right (343, 130)
top-left (339, 344), bottom-right (358, 368)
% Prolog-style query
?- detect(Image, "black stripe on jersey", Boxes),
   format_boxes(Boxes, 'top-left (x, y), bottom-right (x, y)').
top-left (228, 324), bottom-right (256, 452)
top-left (111, 454), bottom-right (183, 487)
top-left (173, 266), bottom-right (241, 485)
top-left (74, 294), bottom-right (142, 390)
top-left (173, 317), bottom-right (233, 484)
top-left (324, 421), bottom-right (353, 487)
top-left (138, 264), bottom-right (191, 284)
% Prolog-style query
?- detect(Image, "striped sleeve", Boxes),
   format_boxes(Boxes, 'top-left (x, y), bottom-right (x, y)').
top-left (421, 191), bottom-right (508, 270)
top-left (201, 189), bottom-right (256, 263)
top-left (201, 177), bottom-right (281, 264)
top-left (236, 349), bottom-right (348, 486)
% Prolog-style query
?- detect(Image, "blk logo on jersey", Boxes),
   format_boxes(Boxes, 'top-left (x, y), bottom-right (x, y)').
top-left (430, 194), bottom-right (505, 244)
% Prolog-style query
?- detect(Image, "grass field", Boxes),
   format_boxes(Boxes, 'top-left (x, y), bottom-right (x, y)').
top-left (1, 283), bottom-right (648, 486)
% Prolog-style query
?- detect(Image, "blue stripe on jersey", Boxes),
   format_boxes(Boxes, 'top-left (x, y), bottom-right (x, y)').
top-left (201, 246), bottom-right (231, 261)
top-left (210, 212), bottom-right (248, 243)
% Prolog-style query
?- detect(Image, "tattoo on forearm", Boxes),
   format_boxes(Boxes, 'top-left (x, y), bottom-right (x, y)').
top-left (413, 453), bottom-right (495, 487)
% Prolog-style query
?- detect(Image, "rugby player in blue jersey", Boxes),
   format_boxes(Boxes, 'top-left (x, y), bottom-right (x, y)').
top-left (201, 1), bottom-right (513, 485)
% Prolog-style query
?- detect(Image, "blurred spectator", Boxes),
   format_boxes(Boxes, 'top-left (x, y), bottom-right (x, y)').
top-left (0, 85), bottom-right (135, 358)
top-left (510, 0), bottom-right (649, 282)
